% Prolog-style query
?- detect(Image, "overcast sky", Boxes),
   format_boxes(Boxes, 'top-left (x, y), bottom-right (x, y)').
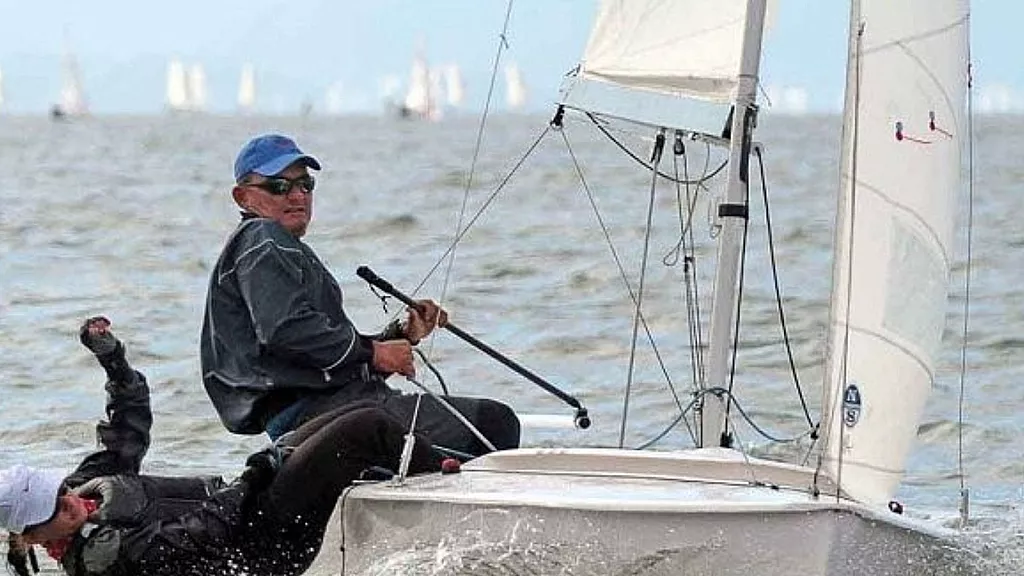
top-left (0, 0), bottom-right (1018, 114)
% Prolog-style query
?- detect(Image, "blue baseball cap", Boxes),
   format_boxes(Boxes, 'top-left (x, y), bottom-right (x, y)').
top-left (233, 134), bottom-right (322, 182)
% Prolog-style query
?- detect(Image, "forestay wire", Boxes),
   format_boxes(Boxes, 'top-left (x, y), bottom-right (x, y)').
top-left (409, 124), bottom-right (550, 298)
top-left (956, 58), bottom-right (976, 528)
top-left (428, 0), bottom-right (517, 355)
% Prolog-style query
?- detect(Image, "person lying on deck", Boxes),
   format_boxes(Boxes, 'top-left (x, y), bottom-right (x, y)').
top-left (1, 317), bottom-right (439, 576)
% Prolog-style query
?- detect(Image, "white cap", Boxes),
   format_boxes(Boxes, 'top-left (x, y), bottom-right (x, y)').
top-left (0, 465), bottom-right (66, 534)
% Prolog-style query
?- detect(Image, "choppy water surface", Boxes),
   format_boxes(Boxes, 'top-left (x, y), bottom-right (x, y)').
top-left (0, 113), bottom-right (1022, 573)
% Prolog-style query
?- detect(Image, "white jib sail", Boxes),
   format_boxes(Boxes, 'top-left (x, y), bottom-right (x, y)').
top-left (821, 0), bottom-right (969, 505)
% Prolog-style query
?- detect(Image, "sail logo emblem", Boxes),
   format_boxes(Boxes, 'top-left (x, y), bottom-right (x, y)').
top-left (842, 384), bottom-right (862, 427)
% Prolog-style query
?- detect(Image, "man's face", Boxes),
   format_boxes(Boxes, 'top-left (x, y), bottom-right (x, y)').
top-left (23, 494), bottom-right (89, 544)
top-left (235, 162), bottom-right (315, 237)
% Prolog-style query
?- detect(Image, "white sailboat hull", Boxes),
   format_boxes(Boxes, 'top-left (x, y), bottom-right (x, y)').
top-left (307, 449), bottom-right (965, 575)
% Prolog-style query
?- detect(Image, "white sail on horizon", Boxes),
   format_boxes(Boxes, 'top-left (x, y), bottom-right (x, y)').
top-left (820, 0), bottom-right (970, 506)
top-left (504, 62), bottom-right (527, 110)
top-left (187, 64), bottom-right (207, 112)
top-left (325, 81), bottom-right (344, 115)
top-left (764, 84), bottom-right (810, 114)
top-left (58, 48), bottom-right (88, 116)
top-left (238, 63), bottom-right (256, 112)
top-left (429, 67), bottom-right (446, 116)
top-left (0, 67), bottom-right (5, 111)
top-left (404, 51), bottom-right (436, 120)
top-left (166, 59), bottom-right (190, 111)
top-left (444, 64), bottom-right (464, 108)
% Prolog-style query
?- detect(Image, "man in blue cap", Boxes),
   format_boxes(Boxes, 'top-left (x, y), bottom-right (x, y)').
top-left (200, 134), bottom-right (520, 455)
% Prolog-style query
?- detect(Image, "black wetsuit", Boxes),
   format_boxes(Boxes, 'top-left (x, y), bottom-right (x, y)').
top-left (201, 215), bottom-right (520, 453)
top-left (53, 366), bottom-right (437, 576)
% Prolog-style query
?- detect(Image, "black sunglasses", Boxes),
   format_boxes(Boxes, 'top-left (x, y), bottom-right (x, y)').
top-left (248, 175), bottom-right (316, 196)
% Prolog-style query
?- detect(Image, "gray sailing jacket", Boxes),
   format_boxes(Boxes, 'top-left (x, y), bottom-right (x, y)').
top-left (59, 372), bottom-right (239, 576)
top-left (201, 216), bottom-right (386, 435)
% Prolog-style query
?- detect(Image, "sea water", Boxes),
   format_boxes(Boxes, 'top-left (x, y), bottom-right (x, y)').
top-left (0, 113), bottom-right (1021, 573)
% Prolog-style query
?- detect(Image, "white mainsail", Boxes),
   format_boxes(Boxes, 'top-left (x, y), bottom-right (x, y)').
top-left (59, 50), bottom-right (88, 116)
top-left (444, 64), bottom-right (464, 108)
top-left (820, 0), bottom-right (969, 505)
top-left (0, 67), bottom-right (4, 111)
top-left (583, 0), bottom-right (746, 102)
top-left (187, 64), bottom-right (208, 113)
top-left (561, 0), bottom-right (755, 134)
top-left (166, 59), bottom-right (190, 111)
top-left (504, 62), bottom-right (527, 110)
top-left (429, 67), bottom-right (446, 116)
top-left (403, 53), bottom-right (433, 119)
top-left (238, 63), bottom-right (256, 112)
top-left (325, 81), bottom-right (345, 115)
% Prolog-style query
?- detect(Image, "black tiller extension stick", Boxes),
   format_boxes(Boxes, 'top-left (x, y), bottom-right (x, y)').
top-left (356, 265), bottom-right (591, 429)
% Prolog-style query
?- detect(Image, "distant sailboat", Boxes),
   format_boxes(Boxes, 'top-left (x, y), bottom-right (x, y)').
top-left (429, 67), bottom-right (446, 114)
top-left (51, 45), bottom-right (88, 119)
top-left (400, 50), bottom-right (439, 121)
top-left (166, 59), bottom-right (190, 112)
top-left (0, 67), bottom-right (5, 113)
top-left (379, 74), bottom-right (402, 115)
top-left (444, 64), bottom-right (464, 109)
top-left (238, 63), bottom-right (256, 113)
top-left (187, 64), bottom-right (207, 113)
top-left (765, 84), bottom-right (810, 115)
top-left (504, 61), bottom-right (527, 111)
top-left (325, 81), bottom-right (345, 115)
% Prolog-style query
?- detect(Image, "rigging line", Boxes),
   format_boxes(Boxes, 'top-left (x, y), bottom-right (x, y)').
top-left (722, 176), bottom-right (752, 440)
top-left (754, 147), bottom-right (815, 429)
top-left (682, 269), bottom-right (702, 438)
top-left (637, 387), bottom-right (813, 450)
top-left (586, 112), bottom-right (729, 185)
top-left (395, 392), bottom-right (425, 483)
top-left (409, 124), bottom-right (551, 297)
top-left (672, 146), bottom-right (703, 438)
top-left (662, 142), bottom-right (703, 267)
top-left (825, 17), bottom-right (867, 503)
top-left (559, 128), bottom-right (691, 433)
top-left (406, 375), bottom-right (498, 452)
top-left (690, 144), bottom-right (710, 384)
top-left (957, 57), bottom-right (975, 510)
top-left (726, 418), bottom-right (759, 485)
top-left (618, 129), bottom-right (667, 449)
top-left (413, 347), bottom-right (449, 396)
top-left (727, 391), bottom-right (816, 444)
top-left (432, 0), bottom-right (517, 361)
top-left (635, 388), bottom-right (706, 450)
